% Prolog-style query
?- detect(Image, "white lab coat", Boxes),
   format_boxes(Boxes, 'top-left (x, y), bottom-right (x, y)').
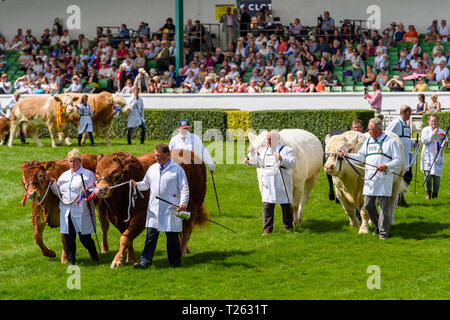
top-left (421, 126), bottom-right (447, 177)
top-left (50, 166), bottom-right (96, 235)
top-left (126, 95), bottom-right (145, 128)
top-left (77, 102), bottom-right (94, 134)
top-left (169, 131), bottom-right (216, 171)
top-left (136, 159), bottom-right (189, 232)
top-left (386, 117), bottom-right (414, 169)
top-left (350, 133), bottom-right (403, 197)
top-left (3, 97), bottom-right (18, 119)
top-left (251, 143), bottom-right (296, 204)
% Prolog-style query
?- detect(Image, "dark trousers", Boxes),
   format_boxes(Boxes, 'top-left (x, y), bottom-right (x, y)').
top-left (140, 227), bottom-right (181, 267)
top-left (425, 173), bottom-right (440, 196)
top-left (78, 132), bottom-right (95, 146)
top-left (364, 196), bottom-right (391, 237)
top-left (403, 166), bottom-right (413, 186)
top-left (64, 213), bottom-right (98, 264)
top-left (127, 122), bottom-right (146, 144)
top-left (3, 126), bottom-right (26, 145)
top-left (262, 202), bottom-right (293, 233)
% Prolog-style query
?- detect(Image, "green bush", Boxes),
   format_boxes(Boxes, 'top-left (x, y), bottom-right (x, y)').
top-left (250, 109), bottom-right (374, 141)
top-left (422, 112), bottom-right (450, 133)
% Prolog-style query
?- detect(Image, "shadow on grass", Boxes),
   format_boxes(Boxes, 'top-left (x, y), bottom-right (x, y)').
top-left (391, 222), bottom-right (450, 240)
top-left (300, 218), bottom-right (348, 233)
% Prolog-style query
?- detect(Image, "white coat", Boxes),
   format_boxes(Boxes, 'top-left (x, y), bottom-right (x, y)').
top-left (50, 166), bottom-right (96, 235)
top-left (251, 143), bottom-right (296, 204)
top-left (77, 102), bottom-right (94, 134)
top-left (386, 117), bottom-right (414, 169)
top-left (421, 126), bottom-right (447, 177)
top-left (350, 133), bottom-right (403, 197)
top-left (136, 159), bottom-right (189, 232)
top-left (126, 95), bottom-right (145, 128)
top-left (169, 131), bottom-right (215, 171)
top-left (3, 97), bottom-right (18, 119)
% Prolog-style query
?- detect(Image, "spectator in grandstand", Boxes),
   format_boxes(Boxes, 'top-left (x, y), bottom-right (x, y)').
top-left (159, 17), bottom-right (176, 34)
top-left (292, 78), bottom-right (307, 93)
top-left (427, 20), bottom-right (439, 33)
top-left (433, 60), bottom-right (450, 82)
top-left (276, 81), bottom-right (289, 93)
top-left (410, 54), bottom-right (422, 71)
top-left (440, 20), bottom-right (449, 42)
top-left (320, 11), bottom-right (335, 36)
top-left (394, 23), bottom-right (406, 43)
top-left (315, 76), bottom-right (325, 92)
top-left (404, 25), bottom-right (419, 42)
top-left (32, 81), bottom-right (45, 94)
top-left (332, 48), bottom-right (344, 67)
top-left (384, 21), bottom-right (397, 43)
top-left (413, 77), bottom-right (429, 92)
top-left (441, 76), bottom-right (450, 91)
top-left (414, 94), bottom-right (428, 114)
top-left (199, 80), bottom-right (213, 93)
top-left (119, 78), bottom-right (133, 94)
top-left (318, 57), bottom-right (332, 75)
top-left (65, 76), bottom-right (82, 93)
top-left (424, 25), bottom-right (440, 44)
top-left (49, 74), bottom-right (59, 94)
top-left (432, 48), bottom-right (446, 66)
top-left (376, 68), bottom-right (389, 87)
top-left (0, 74), bottom-right (12, 94)
top-left (288, 18), bottom-right (303, 36)
top-left (272, 58), bottom-right (287, 77)
top-left (40, 28), bottom-right (51, 46)
top-left (137, 22), bottom-right (150, 37)
top-left (155, 40), bottom-right (170, 71)
top-left (394, 49), bottom-right (410, 71)
top-left (362, 65), bottom-right (377, 87)
top-left (14, 76), bottom-right (33, 94)
top-left (429, 93), bottom-right (441, 112)
top-left (351, 51), bottom-right (365, 82)
top-left (304, 76), bottom-right (316, 93)
top-left (381, 30), bottom-right (393, 48)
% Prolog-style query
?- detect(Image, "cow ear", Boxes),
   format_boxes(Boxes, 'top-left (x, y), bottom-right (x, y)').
top-left (43, 161), bottom-right (56, 171)
top-left (72, 97), bottom-right (80, 102)
top-left (248, 132), bottom-right (256, 143)
top-left (54, 96), bottom-right (62, 103)
top-left (97, 154), bottom-right (104, 163)
top-left (20, 161), bottom-right (28, 171)
top-left (324, 134), bottom-right (332, 145)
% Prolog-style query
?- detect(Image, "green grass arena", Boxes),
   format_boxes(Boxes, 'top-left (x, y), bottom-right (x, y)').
top-left (0, 139), bottom-right (448, 300)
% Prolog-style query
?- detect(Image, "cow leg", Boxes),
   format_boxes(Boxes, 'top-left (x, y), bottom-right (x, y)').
top-left (327, 173), bottom-right (335, 200)
top-left (105, 127), bottom-right (111, 145)
top-left (292, 186), bottom-right (302, 227)
top-left (126, 243), bottom-right (136, 264)
top-left (97, 202), bottom-right (110, 253)
top-left (295, 175), bottom-right (319, 226)
top-left (32, 209), bottom-right (56, 258)
top-left (29, 128), bottom-right (44, 147)
top-left (81, 132), bottom-right (86, 145)
top-left (336, 189), bottom-right (360, 228)
top-left (7, 122), bottom-right (18, 147)
top-left (179, 227), bottom-right (192, 257)
top-left (61, 234), bottom-right (68, 263)
top-left (46, 122), bottom-right (59, 147)
top-left (358, 194), bottom-right (370, 234)
top-left (111, 230), bottom-right (133, 268)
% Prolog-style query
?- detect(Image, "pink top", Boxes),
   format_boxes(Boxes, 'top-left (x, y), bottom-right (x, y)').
top-left (366, 90), bottom-right (382, 110)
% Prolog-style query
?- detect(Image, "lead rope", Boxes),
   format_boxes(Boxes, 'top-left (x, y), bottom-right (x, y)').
top-left (101, 180), bottom-right (143, 223)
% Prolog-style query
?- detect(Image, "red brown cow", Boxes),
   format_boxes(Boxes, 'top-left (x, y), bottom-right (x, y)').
top-left (95, 150), bottom-right (209, 268)
top-left (20, 154), bottom-right (109, 263)
top-left (0, 117), bottom-right (10, 143)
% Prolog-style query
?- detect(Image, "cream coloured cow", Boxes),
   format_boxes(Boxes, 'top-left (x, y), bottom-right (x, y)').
top-left (59, 92), bottom-right (128, 145)
top-left (323, 130), bottom-right (407, 234)
top-left (8, 95), bottom-right (78, 148)
top-left (246, 129), bottom-right (323, 226)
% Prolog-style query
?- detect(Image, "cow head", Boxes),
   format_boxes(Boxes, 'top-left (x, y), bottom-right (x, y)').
top-left (112, 94), bottom-right (129, 115)
top-left (323, 131), bottom-right (365, 177)
top-left (0, 118), bottom-right (10, 139)
top-left (20, 161), bottom-right (55, 201)
top-left (95, 153), bottom-right (131, 198)
top-left (55, 94), bottom-right (79, 114)
top-left (245, 131), bottom-right (269, 165)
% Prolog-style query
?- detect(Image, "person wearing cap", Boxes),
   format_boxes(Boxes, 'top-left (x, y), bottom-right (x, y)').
top-left (65, 76), bottom-right (82, 93)
top-left (133, 68), bottom-right (150, 93)
top-left (0, 73), bottom-right (12, 94)
top-left (169, 120), bottom-right (215, 172)
top-left (77, 94), bottom-right (95, 147)
top-left (126, 86), bottom-right (146, 145)
top-left (49, 148), bottom-right (98, 265)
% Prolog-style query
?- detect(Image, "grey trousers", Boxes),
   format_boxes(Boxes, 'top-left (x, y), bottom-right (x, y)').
top-left (424, 174), bottom-right (440, 195)
top-left (363, 195), bottom-right (391, 237)
top-left (262, 202), bottom-right (293, 233)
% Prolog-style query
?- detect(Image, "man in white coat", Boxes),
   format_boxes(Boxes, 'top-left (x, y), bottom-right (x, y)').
top-left (338, 118), bottom-right (402, 239)
top-left (386, 105), bottom-right (416, 206)
top-left (2, 92), bottom-right (27, 145)
top-left (421, 114), bottom-right (448, 199)
top-left (126, 86), bottom-right (146, 145)
top-left (49, 148), bottom-right (98, 265)
top-left (168, 119), bottom-right (215, 172)
top-left (132, 143), bottom-right (189, 269)
top-left (246, 130), bottom-right (297, 235)
top-left (77, 94), bottom-right (95, 146)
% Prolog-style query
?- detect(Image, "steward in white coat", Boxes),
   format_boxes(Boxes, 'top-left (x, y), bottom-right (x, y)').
top-left (77, 95), bottom-right (95, 146)
top-left (2, 92), bottom-right (27, 145)
top-left (250, 131), bottom-right (296, 235)
top-left (421, 114), bottom-right (448, 199)
top-left (340, 118), bottom-right (402, 239)
top-left (169, 120), bottom-right (215, 172)
top-left (126, 86), bottom-right (146, 145)
top-left (133, 143), bottom-right (189, 269)
top-left (49, 148), bottom-right (98, 265)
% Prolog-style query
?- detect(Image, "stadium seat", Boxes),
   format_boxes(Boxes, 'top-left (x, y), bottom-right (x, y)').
top-left (331, 86), bottom-right (342, 92)
top-left (403, 80), bottom-right (414, 86)
top-left (343, 80), bottom-right (354, 86)
top-left (262, 87), bottom-right (273, 93)
top-left (175, 88), bottom-right (184, 93)
top-left (98, 78), bottom-right (108, 89)
top-left (343, 86), bottom-right (354, 92)
top-left (146, 60), bottom-right (157, 70)
top-left (164, 88), bottom-right (174, 93)
top-left (324, 86), bottom-right (331, 92)
top-left (428, 85), bottom-right (439, 91)
top-left (354, 85), bottom-right (365, 92)
top-left (381, 86), bottom-right (390, 92)
top-left (427, 81), bottom-right (438, 86)
top-left (404, 85), bottom-right (414, 92)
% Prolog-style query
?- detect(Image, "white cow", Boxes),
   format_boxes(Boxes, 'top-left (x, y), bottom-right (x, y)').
top-left (246, 129), bottom-right (323, 226)
top-left (323, 130), bottom-right (407, 234)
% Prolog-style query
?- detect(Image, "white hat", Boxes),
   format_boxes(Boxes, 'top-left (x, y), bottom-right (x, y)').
top-left (150, 68), bottom-right (156, 73)
top-left (138, 68), bottom-right (146, 73)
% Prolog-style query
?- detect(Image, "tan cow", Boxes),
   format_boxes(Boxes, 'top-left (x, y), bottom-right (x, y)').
top-left (59, 92), bottom-right (128, 145)
top-left (8, 94), bottom-right (78, 148)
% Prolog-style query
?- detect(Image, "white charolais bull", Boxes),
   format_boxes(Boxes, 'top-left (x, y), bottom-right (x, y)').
top-left (247, 129), bottom-right (323, 226)
top-left (8, 94), bottom-right (78, 148)
top-left (323, 130), bottom-right (406, 234)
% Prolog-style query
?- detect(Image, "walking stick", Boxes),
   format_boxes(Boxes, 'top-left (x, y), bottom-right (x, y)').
top-left (414, 134), bottom-right (419, 194)
top-left (422, 125), bottom-right (450, 187)
top-left (80, 173), bottom-right (101, 261)
top-left (210, 171), bottom-right (221, 215)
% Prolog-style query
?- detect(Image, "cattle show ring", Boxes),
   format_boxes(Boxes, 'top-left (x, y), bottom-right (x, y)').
top-left (0, 0), bottom-right (449, 306)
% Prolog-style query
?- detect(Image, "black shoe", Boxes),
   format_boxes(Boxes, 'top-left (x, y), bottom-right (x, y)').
top-left (140, 141), bottom-right (145, 145)
top-left (170, 264), bottom-right (181, 268)
top-left (68, 260), bottom-right (76, 266)
top-left (91, 144), bottom-right (96, 147)
top-left (432, 193), bottom-right (438, 199)
top-left (134, 262), bottom-right (150, 269)
top-left (21, 141), bottom-right (29, 145)
top-left (372, 229), bottom-right (379, 235)
top-left (378, 234), bottom-right (389, 240)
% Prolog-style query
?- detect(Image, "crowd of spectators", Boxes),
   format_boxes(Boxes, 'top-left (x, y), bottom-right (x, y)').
top-left (0, 11), bottom-right (450, 96)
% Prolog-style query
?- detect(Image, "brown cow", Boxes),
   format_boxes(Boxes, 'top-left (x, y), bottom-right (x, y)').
top-left (59, 92), bottom-right (128, 145)
top-left (20, 154), bottom-right (109, 263)
top-left (0, 117), bottom-right (10, 143)
top-left (95, 150), bottom-right (209, 268)
top-left (9, 94), bottom-right (79, 148)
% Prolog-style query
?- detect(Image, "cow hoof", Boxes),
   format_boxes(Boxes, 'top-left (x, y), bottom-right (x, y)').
top-left (358, 228), bottom-right (369, 234)
top-left (110, 261), bottom-right (122, 269)
top-left (43, 250), bottom-right (56, 258)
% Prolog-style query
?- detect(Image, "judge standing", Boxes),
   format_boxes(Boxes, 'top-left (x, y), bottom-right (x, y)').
top-left (421, 114), bottom-right (447, 199)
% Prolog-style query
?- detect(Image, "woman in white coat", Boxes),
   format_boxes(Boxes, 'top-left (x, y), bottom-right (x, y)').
top-left (421, 114), bottom-right (448, 199)
top-left (132, 143), bottom-right (189, 269)
top-left (77, 94), bottom-right (95, 146)
top-left (50, 148), bottom-right (98, 265)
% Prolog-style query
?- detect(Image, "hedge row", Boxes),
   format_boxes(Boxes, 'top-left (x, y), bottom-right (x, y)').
top-left (38, 109), bottom-right (376, 142)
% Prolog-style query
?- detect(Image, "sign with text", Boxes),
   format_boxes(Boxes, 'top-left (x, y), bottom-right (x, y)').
top-left (240, 0), bottom-right (272, 16)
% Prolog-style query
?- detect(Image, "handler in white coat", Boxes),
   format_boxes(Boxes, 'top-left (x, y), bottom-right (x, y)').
top-left (385, 105), bottom-right (416, 206)
top-left (49, 148), bottom-right (98, 265)
top-left (2, 92), bottom-right (27, 145)
top-left (132, 143), bottom-right (189, 269)
top-left (421, 114), bottom-right (447, 199)
top-left (247, 130), bottom-right (297, 235)
top-left (77, 94), bottom-right (95, 147)
top-left (169, 119), bottom-right (215, 172)
top-left (126, 86), bottom-right (146, 145)
top-left (339, 118), bottom-right (402, 239)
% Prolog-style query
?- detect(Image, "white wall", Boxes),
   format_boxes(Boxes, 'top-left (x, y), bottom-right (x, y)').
top-left (1, 0), bottom-right (449, 41)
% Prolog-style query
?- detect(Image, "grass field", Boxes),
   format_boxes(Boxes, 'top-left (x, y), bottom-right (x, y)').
top-left (0, 138), bottom-right (449, 300)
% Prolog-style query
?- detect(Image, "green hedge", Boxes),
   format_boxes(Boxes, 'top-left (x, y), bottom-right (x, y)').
top-left (422, 112), bottom-right (450, 132)
top-left (250, 109), bottom-right (374, 141)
